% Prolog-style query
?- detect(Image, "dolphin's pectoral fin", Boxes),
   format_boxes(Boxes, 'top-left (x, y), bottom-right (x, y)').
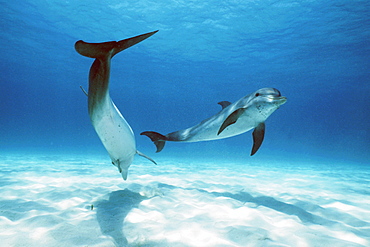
top-left (112, 160), bottom-right (129, 180)
top-left (112, 161), bottom-right (122, 173)
top-left (251, 122), bottom-right (265, 156)
top-left (218, 108), bottom-right (246, 135)
top-left (137, 150), bottom-right (157, 165)
top-left (140, 131), bottom-right (167, 153)
top-left (80, 86), bottom-right (88, 96)
top-left (218, 101), bottom-right (232, 110)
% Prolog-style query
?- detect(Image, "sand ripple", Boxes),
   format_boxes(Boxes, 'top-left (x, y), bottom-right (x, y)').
top-left (0, 155), bottom-right (369, 246)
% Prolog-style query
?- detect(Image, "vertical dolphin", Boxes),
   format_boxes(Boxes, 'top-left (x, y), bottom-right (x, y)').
top-left (75, 30), bottom-right (158, 180)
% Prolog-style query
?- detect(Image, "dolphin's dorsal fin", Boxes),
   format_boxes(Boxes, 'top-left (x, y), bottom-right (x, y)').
top-left (137, 150), bottom-right (157, 165)
top-left (218, 101), bottom-right (232, 110)
top-left (251, 122), bottom-right (265, 156)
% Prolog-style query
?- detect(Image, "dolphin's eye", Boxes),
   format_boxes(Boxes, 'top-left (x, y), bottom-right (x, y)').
top-left (255, 93), bottom-right (260, 97)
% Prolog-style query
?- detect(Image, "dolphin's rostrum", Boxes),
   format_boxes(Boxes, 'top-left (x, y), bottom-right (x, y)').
top-left (75, 30), bottom-right (158, 180)
top-left (141, 88), bottom-right (286, 156)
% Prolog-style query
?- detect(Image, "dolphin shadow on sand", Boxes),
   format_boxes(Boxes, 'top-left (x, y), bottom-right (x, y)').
top-left (158, 183), bottom-right (327, 224)
top-left (211, 191), bottom-right (369, 238)
top-left (157, 183), bottom-right (369, 232)
top-left (95, 189), bottom-right (145, 246)
top-left (211, 191), bottom-right (335, 225)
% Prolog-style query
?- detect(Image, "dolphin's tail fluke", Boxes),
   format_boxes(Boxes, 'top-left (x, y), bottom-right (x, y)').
top-left (75, 30), bottom-right (158, 59)
top-left (140, 131), bottom-right (167, 153)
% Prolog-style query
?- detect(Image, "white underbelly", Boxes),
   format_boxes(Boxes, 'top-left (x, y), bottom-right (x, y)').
top-left (91, 101), bottom-right (136, 163)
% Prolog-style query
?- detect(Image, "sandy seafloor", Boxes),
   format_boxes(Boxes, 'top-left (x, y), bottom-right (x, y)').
top-left (0, 154), bottom-right (369, 247)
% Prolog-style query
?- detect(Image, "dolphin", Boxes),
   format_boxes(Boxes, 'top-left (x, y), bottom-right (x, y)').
top-left (141, 88), bottom-right (287, 156)
top-left (75, 30), bottom-right (158, 180)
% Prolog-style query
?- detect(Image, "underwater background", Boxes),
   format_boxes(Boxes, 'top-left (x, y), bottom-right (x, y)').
top-left (0, 1), bottom-right (369, 246)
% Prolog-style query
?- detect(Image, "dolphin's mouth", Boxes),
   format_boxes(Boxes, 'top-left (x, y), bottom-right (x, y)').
top-left (277, 96), bottom-right (287, 104)
top-left (266, 95), bottom-right (287, 104)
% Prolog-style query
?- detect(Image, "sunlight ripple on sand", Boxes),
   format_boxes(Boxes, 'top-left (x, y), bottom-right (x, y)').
top-left (0, 155), bottom-right (369, 246)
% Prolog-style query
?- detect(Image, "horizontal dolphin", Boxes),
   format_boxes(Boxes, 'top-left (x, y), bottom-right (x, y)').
top-left (75, 30), bottom-right (158, 180)
top-left (141, 88), bottom-right (287, 156)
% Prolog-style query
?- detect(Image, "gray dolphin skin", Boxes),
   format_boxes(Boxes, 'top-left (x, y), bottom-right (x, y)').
top-left (141, 88), bottom-right (287, 156)
top-left (75, 30), bottom-right (158, 180)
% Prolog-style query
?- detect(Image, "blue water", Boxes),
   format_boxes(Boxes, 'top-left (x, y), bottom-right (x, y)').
top-left (0, 2), bottom-right (369, 163)
top-left (0, 1), bottom-right (370, 246)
